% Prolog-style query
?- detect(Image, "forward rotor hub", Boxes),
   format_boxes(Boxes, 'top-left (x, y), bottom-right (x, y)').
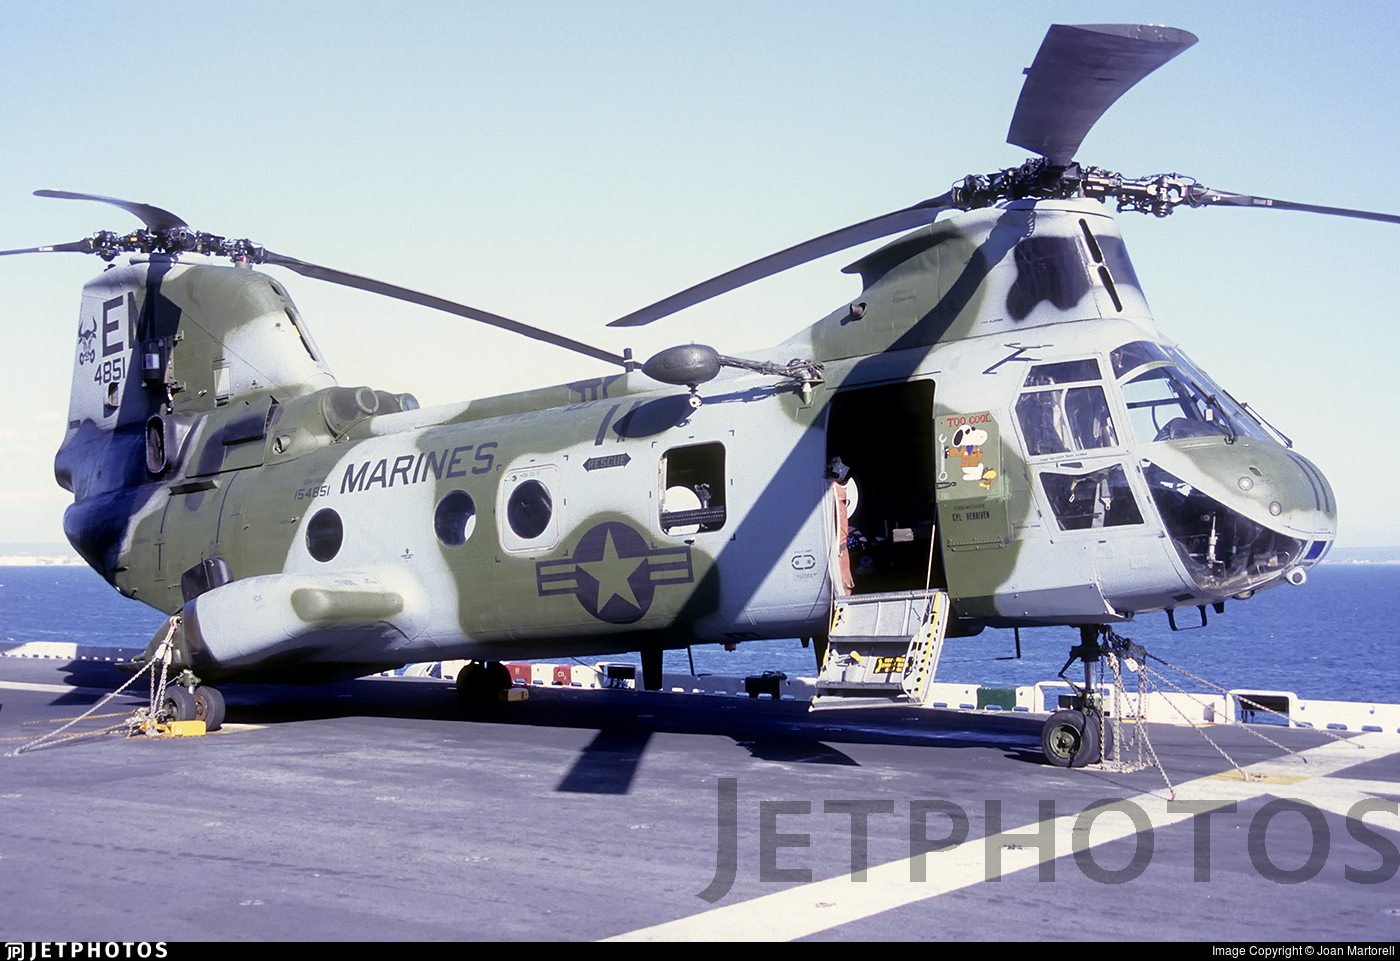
top-left (951, 159), bottom-right (1202, 218)
top-left (79, 227), bottom-right (268, 263)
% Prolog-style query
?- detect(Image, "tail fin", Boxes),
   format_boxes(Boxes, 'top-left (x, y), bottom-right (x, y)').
top-left (55, 254), bottom-right (335, 578)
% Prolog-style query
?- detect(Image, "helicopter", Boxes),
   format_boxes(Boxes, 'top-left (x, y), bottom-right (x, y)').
top-left (4, 23), bottom-right (1393, 765)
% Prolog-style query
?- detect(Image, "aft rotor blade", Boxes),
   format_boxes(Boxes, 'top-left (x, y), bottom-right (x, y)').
top-left (1186, 186), bottom-right (1400, 225)
top-left (0, 239), bottom-right (95, 257)
top-left (1007, 24), bottom-right (1198, 165)
top-left (608, 195), bottom-right (954, 328)
top-left (261, 251), bottom-right (630, 368)
top-left (34, 190), bottom-right (189, 231)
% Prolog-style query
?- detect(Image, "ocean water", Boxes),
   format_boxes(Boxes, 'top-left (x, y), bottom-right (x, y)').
top-left (1, 563), bottom-right (1396, 703)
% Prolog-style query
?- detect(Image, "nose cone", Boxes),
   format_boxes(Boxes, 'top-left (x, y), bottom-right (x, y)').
top-left (1142, 437), bottom-right (1335, 596)
top-left (1275, 448), bottom-right (1337, 544)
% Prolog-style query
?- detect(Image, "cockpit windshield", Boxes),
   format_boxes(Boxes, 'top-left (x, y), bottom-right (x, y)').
top-left (1114, 341), bottom-right (1269, 444)
top-left (1166, 346), bottom-right (1271, 442)
top-left (1109, 340), bottom-right (1172, 377)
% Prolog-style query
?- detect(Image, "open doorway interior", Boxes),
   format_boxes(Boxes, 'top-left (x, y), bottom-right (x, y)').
top-left (825, 379), bottom-right (943, 594)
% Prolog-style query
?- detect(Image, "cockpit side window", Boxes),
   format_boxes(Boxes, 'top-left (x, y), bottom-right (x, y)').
top-left (1040, 464), bottom-right (1144, 530)
top-left (1023, 358), bottom-right (1101, 386)
top-left (1016, 360), bottom-right (1118, 456)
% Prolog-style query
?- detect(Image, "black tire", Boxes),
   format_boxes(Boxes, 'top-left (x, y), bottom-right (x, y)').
top-left (457, 661), bottom-right (511, 703)
top-left (1041, 709), bottom-right (1101, 768)
top-left (163, 686), bottom-right (197, 722)
top-left (192, 686), bottom-right (226, 732)
top-left (485, 660), bottom-right (511, 693)
top-left (456, 662), bottom-right (486, 701)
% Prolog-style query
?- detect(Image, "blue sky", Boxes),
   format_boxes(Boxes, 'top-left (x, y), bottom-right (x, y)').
top-left (3, 1), bottom-right (1397, 546)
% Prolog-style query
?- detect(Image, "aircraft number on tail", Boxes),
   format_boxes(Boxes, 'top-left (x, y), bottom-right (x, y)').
top-left (92, 356), bottom-right (126, 384)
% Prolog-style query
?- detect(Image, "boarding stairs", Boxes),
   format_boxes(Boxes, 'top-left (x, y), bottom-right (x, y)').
top-left (812, 589), bottom-right (950, 708)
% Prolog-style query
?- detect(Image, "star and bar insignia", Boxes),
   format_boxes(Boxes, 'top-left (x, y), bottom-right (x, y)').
top-left (535, 522), bottom-right (694, 624)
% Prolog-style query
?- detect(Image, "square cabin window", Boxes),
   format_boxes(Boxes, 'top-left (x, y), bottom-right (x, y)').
top-left (659, 443), bottom-right (726, 535)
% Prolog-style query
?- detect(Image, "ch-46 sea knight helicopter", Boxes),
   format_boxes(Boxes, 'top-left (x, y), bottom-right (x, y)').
top-left (5, 24), bottom-right (1395, 765)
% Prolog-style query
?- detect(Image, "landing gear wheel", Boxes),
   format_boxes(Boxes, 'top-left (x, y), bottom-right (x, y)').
top-left (486, 660), bottom-right (510, 693)
top-left (1041, 709), bottom-right (1101, 768)
top-left (192, 686), bottom-right (226, 731)
top-left (163, 686), bottom-right (197, 722)
top-left (457, 661), bottom-right (512, 704)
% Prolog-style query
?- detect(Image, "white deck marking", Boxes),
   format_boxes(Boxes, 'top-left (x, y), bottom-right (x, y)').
top-left (0, 680), bottom-right (117, 695)
top-left (609, 733), bottom-right (1399, 942)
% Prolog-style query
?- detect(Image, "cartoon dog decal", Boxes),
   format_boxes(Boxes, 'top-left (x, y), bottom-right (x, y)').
top-left (948, 425), bottom-right (990, 482)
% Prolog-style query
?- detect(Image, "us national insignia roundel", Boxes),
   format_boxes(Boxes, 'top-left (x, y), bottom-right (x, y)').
top-left (535, 522), bottom-right (694, 624)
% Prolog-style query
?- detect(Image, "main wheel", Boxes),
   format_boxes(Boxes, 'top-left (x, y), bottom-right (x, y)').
top-left (163, 686), bottom-right (197, 722)
top-left (1041, 709), bottom-right (1101, 768)
top-left (485, 660), bottom-right (511, 693)
top-left (457, 661), bottom-right (512, 703)
top-left (192, 686), bottom-right (226, 732)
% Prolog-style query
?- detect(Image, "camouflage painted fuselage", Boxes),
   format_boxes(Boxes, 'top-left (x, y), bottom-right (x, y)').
top-left (56, 199), bottom-right (1336, 681)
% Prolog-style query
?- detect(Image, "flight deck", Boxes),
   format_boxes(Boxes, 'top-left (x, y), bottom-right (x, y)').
top-left (1, 654), bottom-right (1397, 942)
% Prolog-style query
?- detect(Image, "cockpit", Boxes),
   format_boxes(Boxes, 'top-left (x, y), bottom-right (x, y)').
top-left (1011, 340), bottom-right (1334, 604)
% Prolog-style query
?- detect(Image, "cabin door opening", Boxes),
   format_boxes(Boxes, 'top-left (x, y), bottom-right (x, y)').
top-left (825, 379), bottom-right (943, 595)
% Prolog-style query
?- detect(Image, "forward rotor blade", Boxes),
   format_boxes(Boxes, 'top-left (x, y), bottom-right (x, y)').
top-left (260, 251), bottom-right (630, 368)
top-left (0, 239), bottom-right (95, 257)
top-left (1186, 186), bottom-right (1400, 225)
top-left (607, 195), bottom-right (954, 328)
top-left (34, 190), bottom-right (189, 231)
top-left (1007, 24), bottom-right (1197, 165)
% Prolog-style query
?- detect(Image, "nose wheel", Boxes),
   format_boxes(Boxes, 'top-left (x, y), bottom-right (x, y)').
top-left (160, 682), bottom-right (225, 731)
top-left (1041, 708), bottom-right (1106, 768)
top-left (192, 685), bottom-right (226, 731)
top-left (1040, 625), bottom-right (1117, 767)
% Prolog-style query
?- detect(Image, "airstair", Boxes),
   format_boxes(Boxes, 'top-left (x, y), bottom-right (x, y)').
top-left (812, 589), bottom-right (951, 708)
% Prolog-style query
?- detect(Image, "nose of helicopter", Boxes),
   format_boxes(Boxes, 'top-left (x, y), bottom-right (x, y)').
top-left (1140, 438), bottom-right (1336, 597)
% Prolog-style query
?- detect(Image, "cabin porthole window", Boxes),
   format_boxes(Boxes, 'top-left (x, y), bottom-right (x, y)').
top-left (497, 466), bottom-right (561, 553)
top-left (434, 490), bottom-right (478, 546)
top-left (306, 508), bottom-right (344, 562)
top-left (507, 480), bottom-right (553, 540)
